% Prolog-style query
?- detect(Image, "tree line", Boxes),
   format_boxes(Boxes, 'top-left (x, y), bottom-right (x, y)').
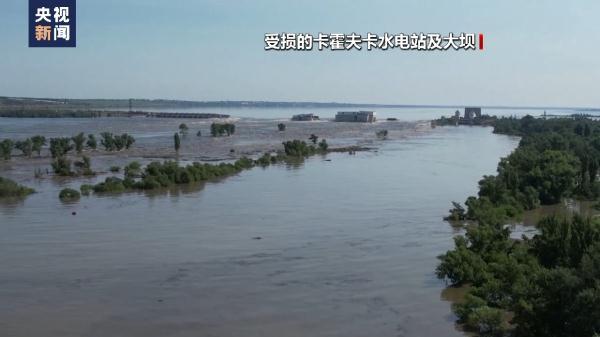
top-left (87, 138), bottom-right (330, 195)
top-left (438, 116), bottom-right (600, 337)
top-left (0, 132), bottom-right (135, 160)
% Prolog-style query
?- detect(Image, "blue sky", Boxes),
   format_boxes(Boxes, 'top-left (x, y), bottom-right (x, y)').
top-left (1, 0), bottom-right (599, 107)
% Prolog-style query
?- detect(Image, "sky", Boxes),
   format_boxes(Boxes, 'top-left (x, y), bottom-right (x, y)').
top-left (1, 0), bottom-right (599, 107)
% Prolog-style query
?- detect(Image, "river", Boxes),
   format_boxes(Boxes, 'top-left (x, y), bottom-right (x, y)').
top-left (0, 113), bottom-right (521, 337)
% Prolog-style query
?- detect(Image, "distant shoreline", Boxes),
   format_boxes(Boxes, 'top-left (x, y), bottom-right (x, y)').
top-left (1, 96), bottom-right (598, 112)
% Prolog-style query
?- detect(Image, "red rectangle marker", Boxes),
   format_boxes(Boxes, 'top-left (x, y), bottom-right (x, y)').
top-left (479, 33), bottom-right (484, 50)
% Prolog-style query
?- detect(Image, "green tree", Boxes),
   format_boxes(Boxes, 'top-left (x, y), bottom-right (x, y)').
top-left (51, 156), bottom-right (73, 176)
top-left (31, 135), bottom-right (46, 156)
top-left (100, 132), bottom-right (115, 151)
top-left (0, 139), bottom-right (14, 160)
top-left (49, 137), bottom-right (73, 158)
top-left (72, 132), bottom-right (86, 153)
top-left (86, 134), bottom-right (97, 149)
top-left (179, 123), bottom-right (189, 134)
top-left (174, 132), bottom-right (181, 152)
top-left (15, 139), bottom-right (33, 157)
top-left (0, 176), bottom-right (34, 198)
top-left (59, 188), bottom-right (81, 201)
top-left (124, 161), bottom-right (142, 178)
top-left (74, 156), bottom-right (94, 176)
top-left (318, 138), bottom-right (328, 151)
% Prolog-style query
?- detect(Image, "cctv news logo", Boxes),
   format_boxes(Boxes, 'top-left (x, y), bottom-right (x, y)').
top-left (29, 0), bottom-right (76, 47)
top-left (265, 32), bottom-right (485, 51)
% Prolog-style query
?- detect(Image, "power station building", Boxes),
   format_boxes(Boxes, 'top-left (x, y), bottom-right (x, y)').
top-left (335, 111), bottom-right (376, 123)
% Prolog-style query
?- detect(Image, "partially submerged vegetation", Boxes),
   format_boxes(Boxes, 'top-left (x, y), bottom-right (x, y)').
top-left (210, 123), bottom-right (236, 137)
top-left (0, 176), bottom-right (35, 198)
top-left (89, 138), bottom-right (345, 195)
top-left (447, 116), bottom-right (600, 222)
top-left (1, 132), bottom-right (135, 161)
top-left (59, 188), bottom-right (81, 201)
top-left (438, 116), bottom-right (600, 337)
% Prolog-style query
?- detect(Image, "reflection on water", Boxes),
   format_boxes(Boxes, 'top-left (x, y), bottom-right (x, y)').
top-left (0, 126), bottom-right (519, 337)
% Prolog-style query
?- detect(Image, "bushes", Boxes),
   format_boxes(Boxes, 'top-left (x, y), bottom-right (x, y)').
top-left (59, 188), bottom-right (80, 201)
top-left (92, 157), bottom-right (267, 193)
top-left (93, 176), bottom-right (126, 193)
top-left (447, 117), bottom-right (599, 223)
top-left (282, 139), bottom-right (328, 157)
top-left (179, 123), bottom-right (188, 134)
top-left (1, 131), bottom-right (133, 161)
top-left (174, 133), bottom-right (180, 152)
top-left (100, 132), bottom-right (135, 151)
top-left (31, 135), bottom-right (46, 156)
top-left (72, 132), bottom-right (86, 153)
top-left (80, 184), bottom-right (93, 196)
top-left (15, 139), bottom-right (33, 157)
top-left (49, 137), bottom-right (73, 158)
top-left (86, 134), bottom-right (97, 149)
top-left (1, 139), bottom-right (14, 160)
top-left (74, 156), bottom-right (94, 176)
top-left (51, 156), bottom-right (73, 176)
top-left (318, 139), bottom-right (328, 151)
top-left (124, 161), bottom-right (142, 178)
top-left (0, 176), bottom-right (35, 198)
top-left (210, 123), bottom-right (235, 137)
top-left (439, 116), bottom-right (600, 337)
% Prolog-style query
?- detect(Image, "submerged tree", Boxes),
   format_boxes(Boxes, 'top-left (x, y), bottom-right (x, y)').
top-left (0, 139), bottom-right (14, 160)
top-left (179, 123), bottom-right (189, 135)
top-left (309, 134), bottom-right (318, 144)
top-left (318, 138), bottom-right (328, 151)
top-left (0, 176), bottom-right (34, 198)
top-left (74, 155), bottom-right (94, 176)
top-left (210, 123), bottom-right (236, 137)
top-left (31, 135), bottom-right (46, 156)
top-left (86, 134), bottom-right (97, 150)
top-left (15, 139), bottom-right (33, 157)
top-left (174, 132), bottom-right (181, 152)
top-left (72, 132), bottom-right (86, 154)
top-left (51, 156), bottom-right (73, 176)
top-left (59, 188), bottom-right (80, 201)
top-left (49, 137), bottom-right (73, 158)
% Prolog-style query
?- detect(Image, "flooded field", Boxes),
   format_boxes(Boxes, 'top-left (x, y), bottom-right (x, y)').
top-left (0, 116), bottom-right (521, 337)
top-left (0, 116), bottom-right (423, 183)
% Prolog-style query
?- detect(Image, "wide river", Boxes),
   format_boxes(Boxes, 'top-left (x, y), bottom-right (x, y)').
top-left (0, 107), bottom-right (563, 336)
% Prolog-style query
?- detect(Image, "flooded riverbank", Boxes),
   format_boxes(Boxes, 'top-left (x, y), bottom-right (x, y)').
top-left (0, 123), bottom-right (520, 337)
top-left (0, 117), bottom-right (425, 183)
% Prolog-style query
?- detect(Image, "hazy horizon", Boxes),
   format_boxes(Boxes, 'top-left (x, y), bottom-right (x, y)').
top-left (2, 0), bottom-right (600, 107)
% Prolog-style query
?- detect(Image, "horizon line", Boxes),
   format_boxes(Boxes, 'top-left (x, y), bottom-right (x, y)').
top-left (2, 96), bottom-right (599, 111)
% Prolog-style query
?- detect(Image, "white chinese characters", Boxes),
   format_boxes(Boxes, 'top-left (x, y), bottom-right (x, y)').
top-left (264, 32), bottom-right (482, 51)
top-left (34, 6), bottom-right (71, 42)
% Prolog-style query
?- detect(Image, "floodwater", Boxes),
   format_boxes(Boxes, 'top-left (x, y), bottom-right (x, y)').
top-left (0, 114), bottom-right (520, 336)
top-left (118, 106), bottom-right (579, 120)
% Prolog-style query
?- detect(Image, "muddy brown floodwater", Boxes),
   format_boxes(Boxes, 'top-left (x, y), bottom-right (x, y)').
top-left (0, 114), bottom-right (522, 337)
